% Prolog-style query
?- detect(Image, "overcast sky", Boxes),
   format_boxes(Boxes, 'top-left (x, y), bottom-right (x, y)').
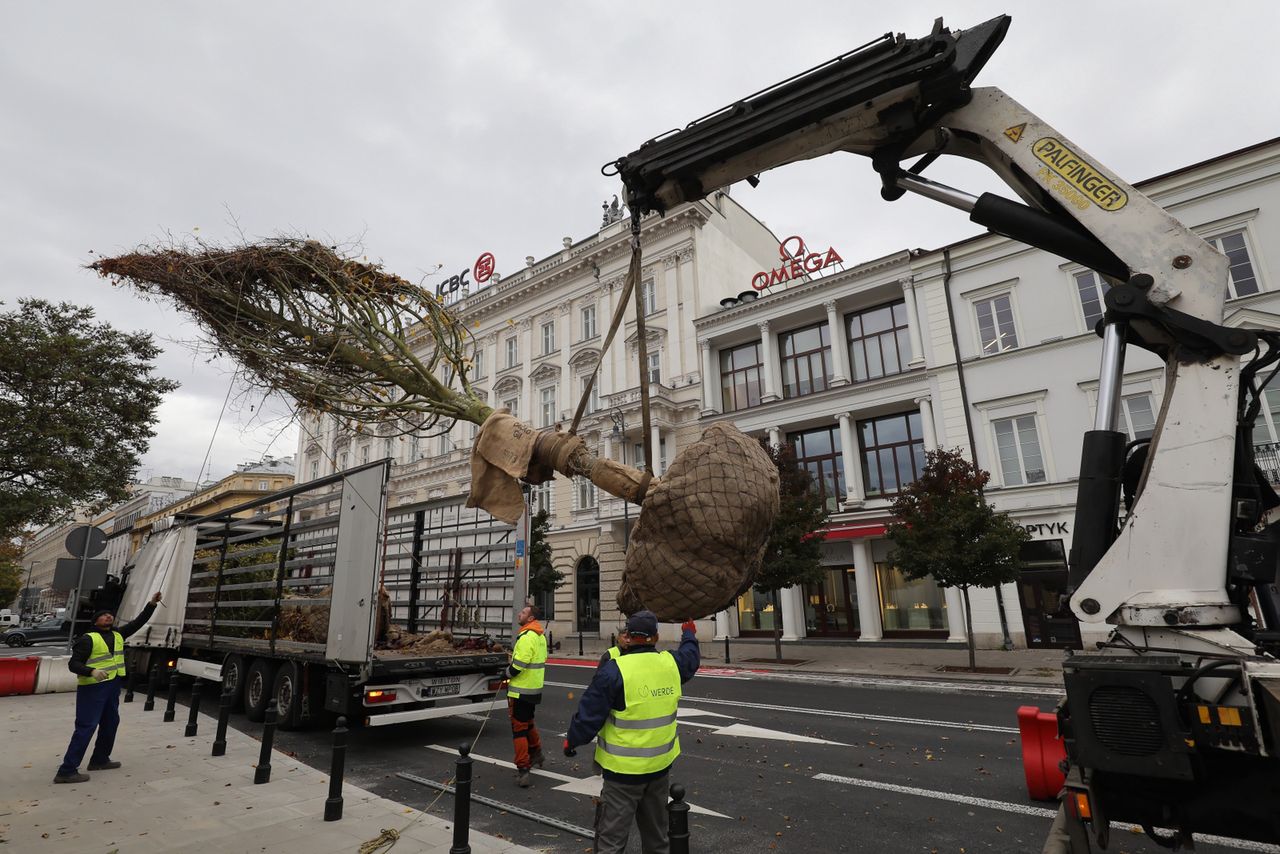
top-left (3, 1), bottom-right (1278, 484)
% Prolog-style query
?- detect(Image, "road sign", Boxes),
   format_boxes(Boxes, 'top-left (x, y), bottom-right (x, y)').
top-left (65, 525), bottom-right (107, 559)
top-left (53, 558), bottom-right (108, 591)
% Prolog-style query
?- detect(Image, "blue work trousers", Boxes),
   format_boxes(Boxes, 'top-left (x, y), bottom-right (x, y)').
top-left (58, 677), bottom-right (121, 776)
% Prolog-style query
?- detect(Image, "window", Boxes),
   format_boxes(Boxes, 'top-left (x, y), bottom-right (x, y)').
top-left (993, 414), bottom-right (1047, 485)
top-left (338, 452), bottom-right (348, 470)
top-left (789, 425), bottom-right (845, 512)
top-left (441, 432), bottom-right (456, 455)
top-left (1206, 230), bottom-right (1260, 298)
top-left (503, 397), bottom-right (519, 418)
top-left (529, 481), bottom-right (553, 516)
top-left (719, 341), bottom-right (763, 412)
top-left (360, 445), bottom-right (370, 464)
top-left (580, 377), bottom-right (599, 415)
top-left (540, 386), bottom-right (557, 428)
top-left (574, 477), bottom-right (598, 511)
top-left (472, 348), bottom-right (484, 378)
top-left (847, 301), bottom-right (912, 382)
top-left (382, 437), bottom-right (394, 461)
top-left (505, 337), bottom-right (518, 368)
top-left (581, 305), bottom-right (597, 340)
top-left (1074, 270), bottom-right (1109, 330)
top-left (780, 323), bottom-right (831, 399)
top-left (974, 293), bottom-right (1018, 354)
top-left (258, 479), bottom-right (269, 491)
top-left (646, 351), bottom-right (661, 384)
top-left (541, 321), bottom-right (556, 355)
top-left (408, 435), bottom-right (419, 460)
top-left (309, 460), bottom-right (319, 481)
top-left (859, 411), bottom-right (926, 497)
top-left (641, 278), bottom-right (657, 315)
top-left (633, 439), bottom-right (668, 475)
top-left (1119, 393), bottom-right (1156, 441)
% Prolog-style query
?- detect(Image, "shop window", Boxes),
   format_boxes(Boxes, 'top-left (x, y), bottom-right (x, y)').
top-left (858, 411), bottom-right (925, 497)
top-left (1205, 230), bottom-right (1259, 298)
top-left (872, 539), bottom-right (945, 632)
top-left (974, 293), bottom-right (1018, 354)
top-left (1074, 270), bottom-right (1109, 330)
top-left (737, 587), bottom-right (779, 634)
top-left (780, 322), bottom-right (831, 399)
top-left (847, 301), bottom-right (912, 382)
top-left (992, 414), bottom-right (1047, 485)
top-left (788, 425), bottom-right (845, 512)
top-left (719, 341), bottom-right (763, 412)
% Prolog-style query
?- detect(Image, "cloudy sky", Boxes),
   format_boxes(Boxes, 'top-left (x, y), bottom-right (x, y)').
top-left (3, 1), bottom-right (1277, 484)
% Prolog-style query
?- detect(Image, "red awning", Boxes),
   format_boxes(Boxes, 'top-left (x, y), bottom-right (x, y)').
top-left (821, 522), bottom-right (887, 540)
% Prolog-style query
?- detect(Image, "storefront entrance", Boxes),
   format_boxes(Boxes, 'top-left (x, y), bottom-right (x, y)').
top-left (575, 556), bottom-right (600, 633)
top-left (872, 539), bottom-right (947, 636)
top-left (804, 567), bottom-right (859, 636)
top-left (1015, 540), bottom-right (1082, 650)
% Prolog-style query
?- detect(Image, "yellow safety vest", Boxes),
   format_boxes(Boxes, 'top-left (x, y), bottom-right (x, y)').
top-left (507, 624), bottom-right (547, 699)
top-left (605, 646), bottom-right (621, 660)
top-left (78, 630), bottom-right (126, 686)
top-left (594, 650), bottom-right (681, 776)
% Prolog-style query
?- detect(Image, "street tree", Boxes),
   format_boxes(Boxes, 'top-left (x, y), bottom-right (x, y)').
top-left (754, 438), bottom-right (829, 661)
top-left (0, 299), bottom-right (177, 537)
top-left (527, 508), bottom-right (564, 618)
top-left (0, 539), bottom-right (22, 610)
top-left (885, 448), bottom-right (1029, 671)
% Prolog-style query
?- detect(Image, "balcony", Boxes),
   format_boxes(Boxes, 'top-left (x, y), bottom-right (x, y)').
top-left (1254, 441), bottom-right (1280, 486)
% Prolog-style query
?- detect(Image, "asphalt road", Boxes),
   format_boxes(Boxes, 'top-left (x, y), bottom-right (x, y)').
top-left (235, 661), bottom-right (1279, 854)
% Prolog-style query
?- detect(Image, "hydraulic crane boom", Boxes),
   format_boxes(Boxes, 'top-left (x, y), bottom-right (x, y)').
top-left (614, 16), bottom-right (1280, 851)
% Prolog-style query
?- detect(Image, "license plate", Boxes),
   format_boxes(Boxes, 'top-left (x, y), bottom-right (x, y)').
top-left (423, 683), bottom-right (460, 698)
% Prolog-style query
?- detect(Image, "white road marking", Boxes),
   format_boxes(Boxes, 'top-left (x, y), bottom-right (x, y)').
top-left (425, 745), bottom-right (730, 818)
top-left (813, 773), bottom-right (1280, 853)
top-left (711, 722), bottom-right (847, 746)
top-left (677, 708), bottom-right (737, 720)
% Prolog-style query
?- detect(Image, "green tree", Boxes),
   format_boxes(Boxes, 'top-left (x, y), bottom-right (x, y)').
top-left (527, 509), bottom-right (564, 616)
top-left (0, 547), bottom-right (21, 610)
top-left (0, 300), bottom-right (178, 537)
top-left (755, 438), bottom-right (829, 661)
top-left (886, 448), bottom-right (1029, 671)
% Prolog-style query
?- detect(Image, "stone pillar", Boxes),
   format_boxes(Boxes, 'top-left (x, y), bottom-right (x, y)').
top-left (699, 339), bottom-right (717, 414)
top-left (836, 412), bottom-right (864, 508)
top-left (519, 319), bottom-right (533, 420)
top-left (665, 254), bottom-right (683, 381)
top-left (945, 586), bottom-right (967, 642)
top-left (650, 425), bottom-right (663, 475)
top-left (851, 539), bottom-right (883, 641)
top-left (758, 320), bottom-right (781, 403)
top-left (916, 395), bottom-right (938, 450)
top-left (767, 426), bottom-right (781, 448)
top-left (713, 608), bottom-right (731, 640)
top-left (602, 433), bottom-right (614, 463)
top-left (780, 586), bottom-right (805, 641)
top-left (825, 300), bottom-right (850, 387)
top-left (900, 277), bottom-right (926, 367)
top-left (559, 304), bottom-right (572, 409)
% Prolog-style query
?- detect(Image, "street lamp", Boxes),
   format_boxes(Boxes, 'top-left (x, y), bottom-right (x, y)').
top-left (609, 409), bottom-right (630, 548)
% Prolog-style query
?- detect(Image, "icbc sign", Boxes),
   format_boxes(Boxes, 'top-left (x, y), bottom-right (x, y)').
top-left (750, 235), bottom-right (843, 291)
top-left (436, 251), bottom-right (497, 298)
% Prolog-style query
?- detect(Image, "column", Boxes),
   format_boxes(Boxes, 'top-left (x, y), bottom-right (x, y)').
top-left (486, 335), bottom-right (499, 389)
top-left (767, 426), bottom-right (781, 448)
top-left (758, 320), bottom-right (781, 403)
top-left (780, 585), bottom-right (804, 641)
top-left (665, 255), bottom-right (684, 381)
top-left (945, 586), bottom-right (967, 642)
top-left (699, 339), bottom-right (717, 414)
top-left (602, 433), bottom-right (614, 463)
top-left (650, 425), bottom-right (663, 475)
top-left (602, 281), bottom-right (617, 397)
top-left (519, 319), bottom-right (533, 420)
top-left (836, 412), bottom-right (864, 508)
top-left (714, 608), bottom-right (731, 641)
top-left (915, 395), bottom-right (938, 450)
top-left (559, 304), bottom-right (572, 396)
top-left (900, 277), bottom-right (926, 367)
top-left (851, 539), bottom-right (882, 641)
top-left (825, 300), bottom-right (851, 387)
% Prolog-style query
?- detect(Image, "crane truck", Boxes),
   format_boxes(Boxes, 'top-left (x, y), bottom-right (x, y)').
top-left (612, 15), bottom-right (1280, 851)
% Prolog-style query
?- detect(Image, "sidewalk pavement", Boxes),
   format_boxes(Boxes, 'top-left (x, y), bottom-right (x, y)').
top-left (547, 631), bottom-right (1070, 688)
top-left (0, 692), bottom-right (539, 854)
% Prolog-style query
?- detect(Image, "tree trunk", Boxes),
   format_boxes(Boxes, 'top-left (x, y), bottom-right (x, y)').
top-left (771, 588), bottom-right (783, 662)
top-left (961, 585), bottom-right (977, 672)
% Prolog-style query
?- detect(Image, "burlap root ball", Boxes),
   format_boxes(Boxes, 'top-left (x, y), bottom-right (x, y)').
top-left (618, 422), bottom-right (780, 621)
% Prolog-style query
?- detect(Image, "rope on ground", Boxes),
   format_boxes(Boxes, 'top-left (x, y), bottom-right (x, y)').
top-left (355, 692), bottom-right (501, 852)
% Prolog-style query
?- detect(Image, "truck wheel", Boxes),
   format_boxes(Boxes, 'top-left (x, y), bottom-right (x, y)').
top-left (272, 661), bottom-right (304, 731)
top-left (220, 654), bottom-right (248, 712)
top-left (244, 659), bottom-right (279, 723)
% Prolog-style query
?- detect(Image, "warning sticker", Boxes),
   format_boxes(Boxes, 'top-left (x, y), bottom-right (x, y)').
top-left (1032, 138), bottom-right (1128, 211)
top-left (1003, 123), bottom-right (1025, 143)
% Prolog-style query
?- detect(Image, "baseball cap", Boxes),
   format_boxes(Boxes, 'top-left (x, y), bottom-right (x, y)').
top-left (625, 610), bottom-right (658, 638)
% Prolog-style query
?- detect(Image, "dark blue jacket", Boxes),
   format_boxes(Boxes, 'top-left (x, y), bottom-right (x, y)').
top-left (565, 629), bottom-right (700, 782)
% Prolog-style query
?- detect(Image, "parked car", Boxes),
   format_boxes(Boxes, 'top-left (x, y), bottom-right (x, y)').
top-left (3, 618), bottom-right (71, 647)
top-left (0, 612), bottom-right (19, 628)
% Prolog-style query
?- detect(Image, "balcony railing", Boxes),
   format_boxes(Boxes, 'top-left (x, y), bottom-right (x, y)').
top-left (1254, 441), bottom-right (1280, 486)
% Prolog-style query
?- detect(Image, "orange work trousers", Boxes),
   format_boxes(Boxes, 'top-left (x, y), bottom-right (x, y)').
top-left (508, 697), bottom-right (542, 771)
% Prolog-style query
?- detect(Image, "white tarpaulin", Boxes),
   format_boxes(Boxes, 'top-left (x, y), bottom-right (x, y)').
top-left (121, 526), bottom-right (196, 651)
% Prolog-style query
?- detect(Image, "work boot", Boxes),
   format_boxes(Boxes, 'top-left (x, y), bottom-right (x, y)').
top-left (88, 760), bottom-right (122, 770)
top-left (529, 747), bottom-right (545, 768)
top-left (516, 769), bottom-right (532, 788)
top-left (53, 772), bottom-right (90, 784)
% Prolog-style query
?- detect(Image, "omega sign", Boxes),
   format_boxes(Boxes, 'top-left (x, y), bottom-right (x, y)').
top-left (435, 251), bottom-right (497, 299)
top-left (750, 235), bottom-right (843, 291)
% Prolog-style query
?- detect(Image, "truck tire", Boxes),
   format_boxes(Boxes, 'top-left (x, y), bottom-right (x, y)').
top-left (244, 658), bottom-right (279, 723)
top-left (220, 653), bottom-right (248, 712)
top-left (272, 661), bottom-right (304, 731)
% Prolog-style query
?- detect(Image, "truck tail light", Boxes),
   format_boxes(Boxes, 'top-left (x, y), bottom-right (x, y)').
top-left (1071, 791), bottom-right (1092, 821)
top-left (487, 678), bottom-right (507, 691)
top-left (365, 689), bottom-right (397, 704)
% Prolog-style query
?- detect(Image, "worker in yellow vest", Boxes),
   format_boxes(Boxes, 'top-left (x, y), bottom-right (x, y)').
top-left (564, 610), bottom-right (700, 853)
top-left (55, 591), bottom-right (162, 784)
top-left (506, 603), bottom-right (548, 787)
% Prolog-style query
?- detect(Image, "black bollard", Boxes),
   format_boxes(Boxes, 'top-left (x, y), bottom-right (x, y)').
top-left (610, 632), bottom-right (616, 649)
top-left (724, 633), bottom-right (731, 664)
top-left (212, 686), bottom-right (232, 757)
top-left (577, 631), bottom-right (583, 657)
top-left (184, 678), bottom-right (204, 737)
top-left (450, 742), bottom-right (473, 854)
top-left (324, 716), bottom-right (348, 821)
top-left (668, 783), bottom-right (690, 854)
top-left (144, 663), bottom-right (159, 711)
top-left (254, 700), bottom-right (278, 784)
top-left (123, 671), bottom-right (135, 704)
top-left (163, 673), bottom-right (180, 722)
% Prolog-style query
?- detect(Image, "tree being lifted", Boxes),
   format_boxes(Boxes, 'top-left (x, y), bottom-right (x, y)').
top-left (93, 236), bottom-right (779, 621)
